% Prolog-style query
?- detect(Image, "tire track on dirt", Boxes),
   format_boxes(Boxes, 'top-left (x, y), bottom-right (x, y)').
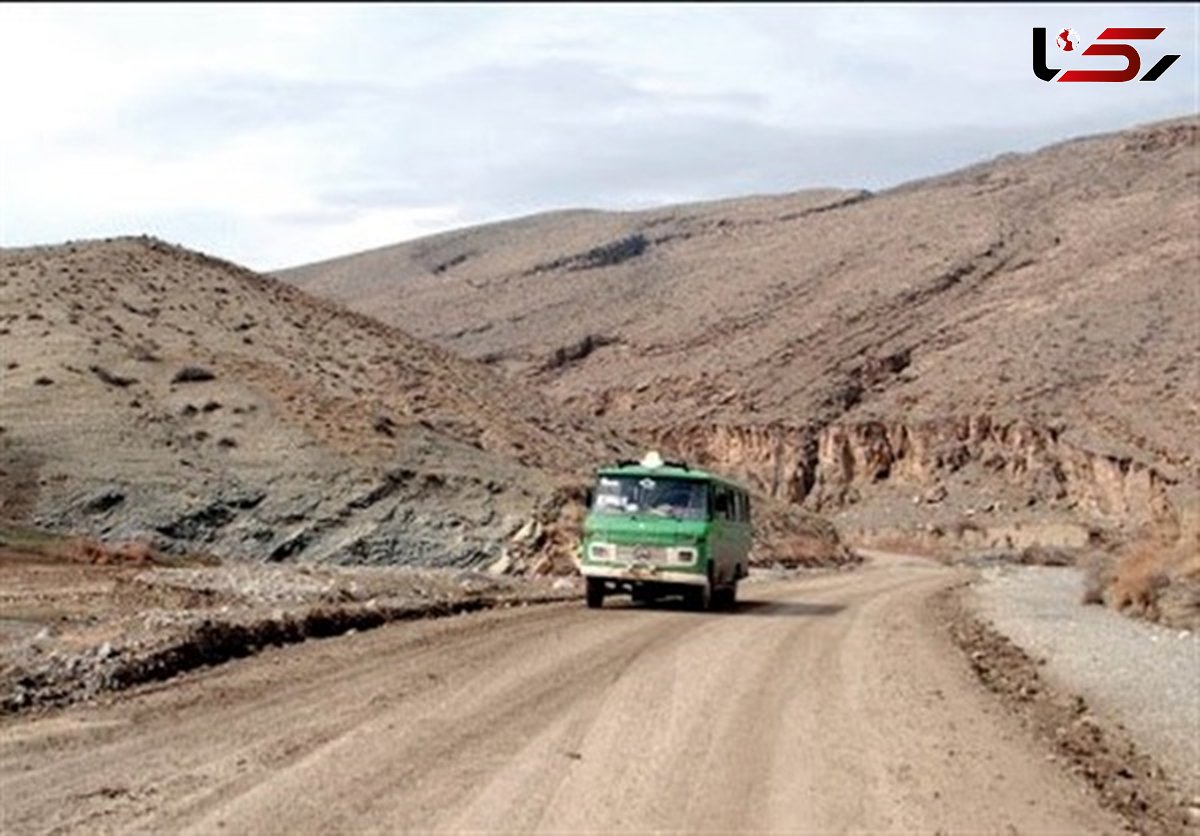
top-left (0, 557), bottom-right (1129, 835)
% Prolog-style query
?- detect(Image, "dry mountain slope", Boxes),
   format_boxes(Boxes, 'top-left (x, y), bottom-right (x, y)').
top-left (0, 238), bottom-right (845, 570)
top-left (282, 116), bottom-right (1200, 546)
top-left (0, 238), bottom-right (640, 569)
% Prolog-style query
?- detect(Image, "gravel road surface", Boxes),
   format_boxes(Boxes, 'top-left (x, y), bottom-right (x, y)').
top-left (969, 564), bottom-right (1200, 794)
top-left (0, 555), bottom-right (1124, 834)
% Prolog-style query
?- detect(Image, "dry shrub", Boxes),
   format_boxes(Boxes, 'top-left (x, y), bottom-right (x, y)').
top-left (1108, 542), bottom-right (1171, 617)
top-left (65, 537), bottom-right (156, 566)
top-left (1156, 537), bottom-right (1200, 629)
top-left (1104, 519), bottom-right (1200, 628)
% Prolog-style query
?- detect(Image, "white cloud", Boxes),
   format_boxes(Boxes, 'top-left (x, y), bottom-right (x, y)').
top-left (0, 3), bottom-right (1195, 270)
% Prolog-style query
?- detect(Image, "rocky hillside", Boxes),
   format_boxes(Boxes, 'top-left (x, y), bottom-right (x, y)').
top-left (0, 238), bottom-right (848, 570)
top-left (281, 116), bottom-right (1199, 548)
top-left (0, 238), bottom-right (645, 569)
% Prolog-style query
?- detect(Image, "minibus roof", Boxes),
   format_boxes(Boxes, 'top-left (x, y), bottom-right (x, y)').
top-left (595, 463), bottom-right (748, 493)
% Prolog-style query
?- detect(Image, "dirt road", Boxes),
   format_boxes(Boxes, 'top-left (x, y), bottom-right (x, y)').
top-left (0, 555), bottom-right (1124, 834)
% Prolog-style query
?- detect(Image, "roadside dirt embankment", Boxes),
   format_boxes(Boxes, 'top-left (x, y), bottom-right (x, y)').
top-left (0, 531), bottom-right (577, 715)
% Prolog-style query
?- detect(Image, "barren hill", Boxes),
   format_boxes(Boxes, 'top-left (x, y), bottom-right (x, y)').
top-left (0, 238), bottom-right (845, 569)
top-left (0, 237), bottom-right (648, 568)
top-left (282, 116), bottom-right (1200, 547)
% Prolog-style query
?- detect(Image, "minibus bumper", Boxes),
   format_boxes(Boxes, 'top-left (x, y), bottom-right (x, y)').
top-left (581, 564), bottom-right (708, 586)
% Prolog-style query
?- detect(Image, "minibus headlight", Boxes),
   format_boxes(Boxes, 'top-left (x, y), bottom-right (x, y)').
top-left (670, 547), bottom-right (696, 564)
top-left (589, 542), bottom-right (613, 561)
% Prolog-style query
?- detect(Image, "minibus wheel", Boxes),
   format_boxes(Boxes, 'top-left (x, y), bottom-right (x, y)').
top-left (585, 578), bottom-right (605, 609)
top-left (714, 580), bottom-right (738, 610)
top-left (686, 577), bottom-right (712, 611)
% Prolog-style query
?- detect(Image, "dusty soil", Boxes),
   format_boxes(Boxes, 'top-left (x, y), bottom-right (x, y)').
top-left (282, 116), bottom-right (1200, 547)
top-left (0, 540), bottom-right (577, 715)
top-left (0, 553), bottom-right (1163, 835)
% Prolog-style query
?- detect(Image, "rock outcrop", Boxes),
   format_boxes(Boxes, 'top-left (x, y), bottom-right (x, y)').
top-left (652, 415), bottom-right (1180, 532)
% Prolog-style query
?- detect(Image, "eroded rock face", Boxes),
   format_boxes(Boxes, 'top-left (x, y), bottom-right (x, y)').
top-left (652, 415), bottom-right (1179, 530)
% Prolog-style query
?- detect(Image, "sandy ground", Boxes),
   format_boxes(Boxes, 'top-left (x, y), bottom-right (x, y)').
top-left (0, 554), bottom-right (1129, 834)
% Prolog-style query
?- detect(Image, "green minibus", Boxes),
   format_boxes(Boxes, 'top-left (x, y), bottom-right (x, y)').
top-left (579, 451), bottom-right (752, 610)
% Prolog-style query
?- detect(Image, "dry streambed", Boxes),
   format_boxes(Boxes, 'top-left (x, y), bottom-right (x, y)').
top-left (950, 564), bottom-right (1200, 834)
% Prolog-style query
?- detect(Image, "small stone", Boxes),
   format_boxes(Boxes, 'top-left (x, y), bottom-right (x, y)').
top-left (487, 551), bottom-right (513, 575)
top-left (511, 519), bottom-right (540, 543)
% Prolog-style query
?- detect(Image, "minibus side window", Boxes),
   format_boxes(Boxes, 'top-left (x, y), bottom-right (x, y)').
top-left (714, 487), bottom-right (731, 520)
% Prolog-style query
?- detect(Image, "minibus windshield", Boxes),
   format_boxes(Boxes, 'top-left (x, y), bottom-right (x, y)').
top-left (591, 475), bottom-right (708, 521)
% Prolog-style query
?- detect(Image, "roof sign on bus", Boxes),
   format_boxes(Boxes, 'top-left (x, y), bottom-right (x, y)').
top-left (640, 451), bottom-right (664, 469)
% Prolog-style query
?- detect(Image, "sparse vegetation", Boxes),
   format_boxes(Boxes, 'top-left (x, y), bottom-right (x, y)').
top-left (1081, 519), bottom-right (1200, 629)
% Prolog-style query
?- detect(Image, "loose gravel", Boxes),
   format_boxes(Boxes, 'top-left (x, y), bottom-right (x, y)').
top-left (968, 564), bottom-right (1200, 794)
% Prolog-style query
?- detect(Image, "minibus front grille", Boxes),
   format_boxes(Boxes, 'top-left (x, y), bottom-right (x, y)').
top-left (614, 545), bottom-right (670, 564)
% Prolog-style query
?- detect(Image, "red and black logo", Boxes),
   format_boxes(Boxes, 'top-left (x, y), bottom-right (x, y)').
top-left (1033, 27), bottom-right (1180, 82)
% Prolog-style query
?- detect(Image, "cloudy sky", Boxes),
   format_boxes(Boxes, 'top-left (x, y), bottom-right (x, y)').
top-left (0, 3), bottom-right (1195, 270)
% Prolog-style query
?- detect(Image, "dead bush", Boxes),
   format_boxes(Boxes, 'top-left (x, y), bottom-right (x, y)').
top-left (1109, 543), bottom-right (1171, 617)
top-left (64, 537), bottom-right (156, 566)
top-left (1102, 521), bottom-right (1200, 628)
